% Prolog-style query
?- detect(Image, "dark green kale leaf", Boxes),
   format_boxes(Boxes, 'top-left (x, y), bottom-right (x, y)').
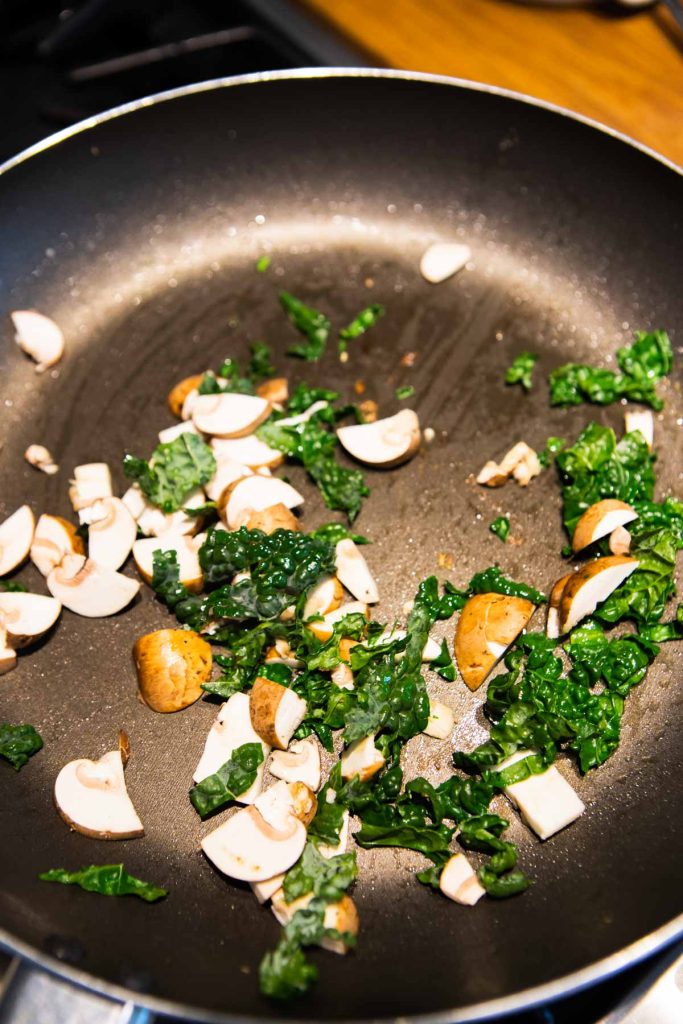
top-left (280, 292), bottom-right (331, 361)
top-left (0, 581), bottom-right (27, 592)
top-left (189, 742), bottom-right (264, 817)
top-left (0, 723), bottom-right (43, 770)
top-left (467, 566), bottom-right (545, 605)
top-left (549, 330), bottom-right (672, 411)
top-left (286, 383), bottom-right (340, 415)
top-left (430, 638), bottom-right (457, 681)
top-left (283, 843), bottom-right (357, 904)
top-left (259, 929), bottom-right (320, 1000)
top-left (39, 864), bottom-right (167, 902)
top-left (199, 343), bottom-right (276, 396)
top-left (505, 351), bottom-right (538, 392)
top-left (309, 523), bottom-right (368, 546)
top-left (489, 516), bottom-right (510, 542)
top-left (123, 433), bottom-right (216, 513)
top-left (150, 550), bottom-right (209, 630)
top-left (395, 385), bottom-right (415, 400)
top-left (338, 304), bottom-right (384, 353)
top-left (538, 436), bottom-right (566, 469)
top-left (641, 603), bottom-right (683, 642)
top-left (308, 768), bottom-right (345, 846)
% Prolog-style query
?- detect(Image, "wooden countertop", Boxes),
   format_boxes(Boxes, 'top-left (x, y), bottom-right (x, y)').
top-left (299, 0), bottom-right (683, 168)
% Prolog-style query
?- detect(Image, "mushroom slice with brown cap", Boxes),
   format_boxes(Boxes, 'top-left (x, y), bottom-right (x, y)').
top-left (193, 692), bottom-right (269, 802)
top-left (48, 555), bottom-right (140, 617)
top-left (0, 629), bottom-right (17, 675)
top-left (477, 441), bottom-right (541, 488)
top-left (134, 628), bottom-right (211, 713)
top-left (256, 377), bottom-right (289, 405)
top-left (249, 676), bottom-right (307, 750)
top-left (192, 393), bottom-right (271, 438)
top-left (0, 591), bottom-right (62, 648)
top-left (31, 514), bottom-right (85, 577)
top-left (133, 534), bottom-right (204, 593)
top-left (24, 444), bottom-right (59, 475)
top-left (137, 487), bottom-right (205, 539)
top-left (305, 601), bottom-right (369, 643)
top-left (270, 740), bottom-right (321, 792)
top-left (201, 804), bottom-right (307, 882)
top-left (211, 435), bottom-right (284, 469)
top-left (558, 556), bottom-right (639, 635)
top-left (269, 890), bottom-right (359, 953)
top-left (221, 476), bottom-right (304, 531)
top-left (624, 409), bottom-right (654, 449)
top-left (157, 421), bottom-right (200, 445)
top-left (87, 497), bottom-right (137, 570)
top-left (336, 409), bottom-right (421, 468)
top-left (167, 374), bottom-right (204, 418)
top-left (341, 734), bottom-right (385, 782)
top-left (0, 505), bottom-right (35, 577)
top-left (455, 593), bottom-right (535, 691)
top-left (205, 458), bottom-right (253, 502)
top-left (572, 499), bottom-right (638, 554)
top-left (439, 854), bottom-right (486, 906)
top-left (245, 503), bottom-right (300, 534)
top-left (546, 573), bottom-right (573, 640)
top-left (68, 463), bottom-right (113, 521)
top-left (11, 309), bottom-right (64, 372)
top-left (54, 746), bottom-right (144, 839)
top-left (255, 780), bottom-right (318, 830)
top-left (335, 539), bottom-right (379, 603)
top-left (303, 575), bottom-right (343, 622)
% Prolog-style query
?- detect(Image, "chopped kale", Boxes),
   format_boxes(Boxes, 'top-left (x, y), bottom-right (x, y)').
top-left (189, 742), bottom-right (264, 817)
top-left (489, 516), bottom-right (510, 542)
top-left (395, 385), bottom-right (415, 400)
top-left (39, 864), bottom-right (167, 902)
top-left (123, 433), bottom-right (216, 513)
top-left (505, 351), bottom-right (538, 392)
top-left (280, 292), bottom-right (331, 362)
top-left (0, 723), bottom-right (43, 770)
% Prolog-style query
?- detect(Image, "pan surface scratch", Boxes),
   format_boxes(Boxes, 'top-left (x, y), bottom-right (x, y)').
top-left (0, 72), bottom-right (681, 1023)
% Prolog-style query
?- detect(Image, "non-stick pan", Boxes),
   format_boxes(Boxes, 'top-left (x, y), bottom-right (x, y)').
top-left (0, 70), bottom-right (681, 1023)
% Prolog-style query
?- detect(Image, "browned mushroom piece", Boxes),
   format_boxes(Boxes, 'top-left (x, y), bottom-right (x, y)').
top-left (133, 628), bottom-right (212, 712)
top-left (167, 374), bottom-right (204, 418)
top-left (454, 592), bottom-right (535, 691)
top-left (256, 377), bottom-right (289, 404)
top-left (245, 503), bottom-right (300, 534)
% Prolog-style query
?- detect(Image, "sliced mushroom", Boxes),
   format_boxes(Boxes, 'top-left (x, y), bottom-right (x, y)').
top-left (318, 809), bottom-right (350, 860)
top-left (201, 804), bottom-right (307, 882)
top-left (0, 505), bottom-right (35, 577)
top-left (341, 734), bottom-right (385, 782)
top-left (609, 524), bottom-right (632, 556)
top-left (558, 556), bottom-right (639, 635)
top-left (167, 374), bottom-right (204, 418)
top-left (30, 515), bottom-right (84, 577)
top-left (337, 409), bottom-right (421, 468)
top-left (220, 476), bottom-right (304, 531)
top-left (320, 896), bottom-right (360, 955)
top-left (572, 499), bottom-right (638, 554)
top-left (137, 487), bottom-right (205, 538)
top-left (211, 435), bottom-right (285, 469)
top-left (48, 555), bottom-right (139, 617)
top-left (158, 421), bottom-right (200, 445)
top-left (424, 700), bottom-right (455, 739)
top-left (477, 441), bottom-right (541, 488)
top-left (11, 309), bottom-right (65, 372)
top-left (205, 458), bottom-right (253, 502)
top-left (497, 749), bottom-right (585, 840)
top-left (624, 408), bottom-right (654, 449)
top-left (0, 591), bottom-right (61, 648)
top-left (420, 242), bottom-right (471, 284)
top-left (54, 747), bottom-right (144, 839)
top-left (132, 534), bottom-right (204, 592)
top-left (546, 573), bottom-right (572, 640)
top-left (335, 539), bottom-right (379, 603)
top-left (251, 873), bottom-right (285, 904)
top-left (24, 444), bottom-right (59, 475)
top-left (305, 601), bottom-right (369, 643)
top-left (192, 393), bottom-right (271, 438)
top-left (181, 388), bottom-right (201, 421)
top-left (133, 628), bottom-right (211, 712)
top-left (0, 629), bottom-right (17, 675)
top-left (270, 740), bottom-right (321, 792)
top-left (256, 377), bottom-right (289, 405)
top-left (121, 484), bottom-right (148, 521)
top-left (86, 497), bottom-right (137, 571)
top-left (370, 627), bottom-right (441, 663)
top-left (249, 676), bottom-right (307, 750)
top-left (255, 780), bottom-right (318, 830)
top-left (439, 854), bottom-right (486, 906)
top-left (193, 692), bottom-right (270, 803)
top-left (303, 575), bottom-right (343, 621)
top-left (331, 662), bottom-right (355, 691)
top-left (68, 463), bottom-right (113, 520)
top-left (455, 593), bottom-right (535, 691)
top-left (245, 503), bottom-right (300, 534)
top-left (264, 638), bottom-right (303, 669)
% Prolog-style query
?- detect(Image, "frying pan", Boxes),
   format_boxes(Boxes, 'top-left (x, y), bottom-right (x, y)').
top-left (0, 70), bottom-right (681, 1023)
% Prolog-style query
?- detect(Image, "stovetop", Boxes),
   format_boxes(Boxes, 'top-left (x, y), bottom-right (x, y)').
top-left (0, 2), bottom-right (680, 1021)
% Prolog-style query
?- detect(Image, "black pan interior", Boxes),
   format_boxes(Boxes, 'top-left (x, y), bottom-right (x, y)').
top-left (0, 73), bottom-right (681, 1022)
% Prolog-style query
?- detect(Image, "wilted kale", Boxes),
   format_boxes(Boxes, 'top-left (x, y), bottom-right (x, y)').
top-left (549, 330), bottom-right (672, 410)
top-left (189, 742), bottom-right (264, 817)
top-left (338, 304), bottom-right (385, 354)
top-left (505, 351), bottom-right (538, 392)
top-left (0, 723), bottom-right (43, 770)
top-left (39, 864), bottom-right (167, 902)
top-left (395, 385), bottom-right (415, 400)
top-left (280, 292), bottom-right (331, 361)
top-left (489, 516), bottom-right (510, 542)
top-left (198, 342), bottom-right (275, 395)
top-left (123, 433), bottom-right (216, 513)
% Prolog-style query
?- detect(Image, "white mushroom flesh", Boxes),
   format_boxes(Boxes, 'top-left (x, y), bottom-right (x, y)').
top-left (137, 487), bottom-right (205, 538)
top-left (205, 459), bottom-right (253, 502)
top-left (340, 734), bottom-right (385, 782)
top-left (68, 463), bottom-right (113, 519)
top-left (424, 700), bottom-right (455, 740)
top-left (30, 514), bottom-right (80, 577)
top-left (158, 421), bottom-right (200, 445)
top-left (335, 539), bottom-right (379, 603)
top-left (336, 409), bottom-right (421, 467)
top-left (193, 692), bottom-right (270, 803)
top-left (211, 435), bottom-right (284, 469)
top-left (0, 629), bottom-right (18, 674)
top-left (133, 534), bottom-right (203, 589)
top-left (223, 476), bottom-right (304, 531)
top-left (192, 393), bottom-right (271, 438)
top-left (276, 401), bottom-right (329, 427)
top-left (497, 750), bottom-right (585, 840)
top-left (54, 749), bottom-right (144, 838)
top-left (269, 739), bottom-right (321, 792)
top-left (420, 242), bottom-right (471, 284)
top-left (87, 497), bottom-right (137, 571)
top-left (201, 804), bottom-right (306, 882)
top-left (624, 409), bottom-right (654, 449)
top-left (439, 854), bottom-right (486, 906)
top-left (0, 591), bottom-right (62, 648)
top-left (318, 810), bottom-right (350, 859)
top-left (47, 555), bottom-right (140, 617)
top-left (306, 601), bottom-right (368, 642)
top-left (11, 310), bottom-right (65, 372)
top-left (24, 444), bottom-right (59, 475)
top-left (0, 505), bottom-right (35, 577)
top-left (609, 525), bottom-right (632, 556)
top-left (560, 559), bottom-right (639, 634)
top-left (303, 575), bottom-right (342, 621)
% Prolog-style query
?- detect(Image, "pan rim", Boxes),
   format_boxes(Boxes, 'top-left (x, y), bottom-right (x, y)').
top-left (0, 66), bottom-right (681, 1021)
